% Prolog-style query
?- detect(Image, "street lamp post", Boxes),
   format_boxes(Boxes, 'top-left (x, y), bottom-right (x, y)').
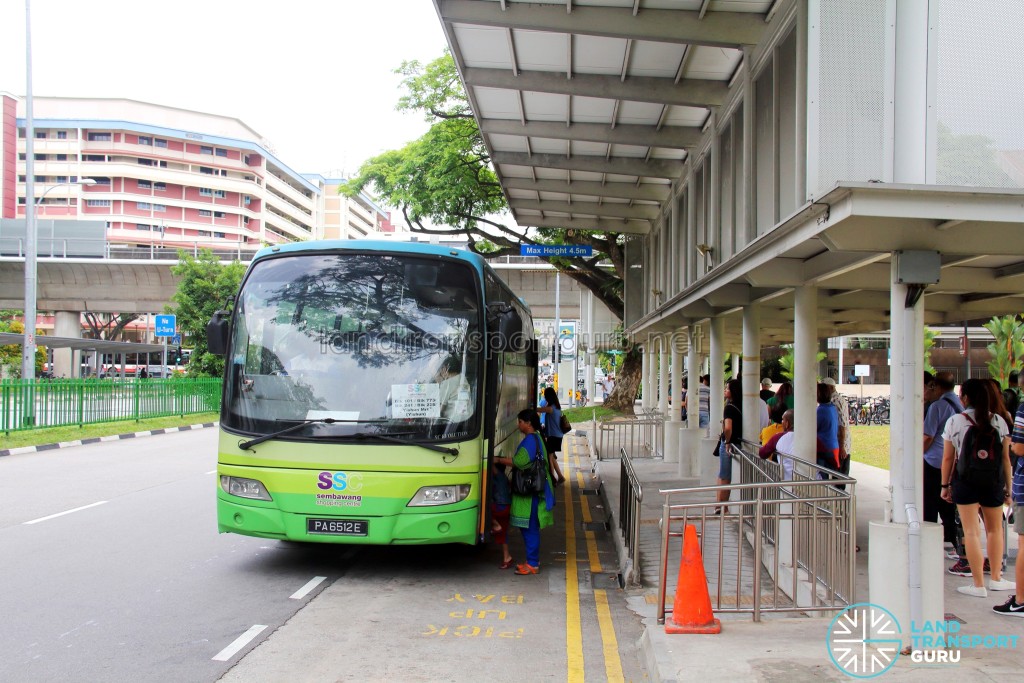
top-left (21, 178), bottom-right (97, 381)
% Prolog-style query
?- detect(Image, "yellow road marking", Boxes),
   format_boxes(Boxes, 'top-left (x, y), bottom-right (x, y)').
top-left (594, 589), bottom-right (625, 683)
top-left (564, 456), bottom-right (585, 682)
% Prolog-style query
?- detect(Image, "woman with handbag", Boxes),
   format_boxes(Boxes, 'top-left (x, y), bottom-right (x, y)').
top-left (538, 387), bottom-right (567, 485)
top-left (715, 379), bottom-right (744, 514)
top-left (495, 409), bottom-right (556, 575)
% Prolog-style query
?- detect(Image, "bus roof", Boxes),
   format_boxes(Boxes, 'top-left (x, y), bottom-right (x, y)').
top-left (251, 240), bottom-right (489, 273)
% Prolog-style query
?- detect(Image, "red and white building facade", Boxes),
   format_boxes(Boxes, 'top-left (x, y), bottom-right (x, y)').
top-left (0, 94), bottom-right (388, 250)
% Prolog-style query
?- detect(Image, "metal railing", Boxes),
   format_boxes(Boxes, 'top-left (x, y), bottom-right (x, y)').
top-left (1, 378), bottom-right (221, 433)
top-left (619, 446), bottom-right (644, 572)
top-left (594, 410), bottom-right (664, 460)
top-left (657, 444), bottom-right (856, 623)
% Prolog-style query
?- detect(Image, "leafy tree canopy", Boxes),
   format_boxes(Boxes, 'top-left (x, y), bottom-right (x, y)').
top-left (169, 249), bottom-right (245, 377)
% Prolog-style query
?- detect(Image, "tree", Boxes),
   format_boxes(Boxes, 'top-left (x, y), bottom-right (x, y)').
top-left (984, 315), bottom-right (1024, 389)
top-left (342, 52), bottom-right (643, 412)
top-left (0, 314), bottom-right (44, 377)
top-left (83, 312), bottom-right (139, 341)
top-left (169, 249), bottom-right (246, 377)
top-left (923, 328), bottom-right (937, 374)
top-left (777, 344), bottom-right (827, 382)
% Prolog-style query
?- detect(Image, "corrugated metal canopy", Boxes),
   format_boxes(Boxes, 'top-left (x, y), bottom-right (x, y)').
top-left (0, 333), bottom-right (166, 354)
top-left (434, 0), bottom-right (775, 235)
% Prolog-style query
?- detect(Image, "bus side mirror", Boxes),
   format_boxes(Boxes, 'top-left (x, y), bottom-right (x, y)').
top-left (206, 310), bottom-right (230, 356)
top-left (493, 307), bottom-right (523, 352)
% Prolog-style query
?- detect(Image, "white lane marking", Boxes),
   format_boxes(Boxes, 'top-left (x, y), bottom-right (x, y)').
top-left (289, 576), bottom-right (327, 600)
top-left (23, 501), bottom-right (108, 525)
top-left (212, 624), bottom-right (268, 662)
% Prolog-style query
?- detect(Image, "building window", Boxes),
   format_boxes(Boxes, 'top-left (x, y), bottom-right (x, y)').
top-left (35, 131), bottom-right (47, 139)
top-left (34, 154), bottom-right (46, 161)
top-left (87, 132), bottom-right (111, 141)
top-left (138, 180), bottom-right (153, 189)
top-left (219, 169), bottom-right (227, 176)
top-left (56, 154), bottom-right (67, 161)
top-left (214, 231), bottom-right (226, 238)
top-left (136, 224), bottom-right (153, 231)
top-left (214, 190), bottom-right (226, 199)
top-left (200, 146), bottom-right (213, 155)
top-left (18, 153), bottom-right (25, 161)
top-left (154, 182), bottom-right (166, 191)
top-left (85, 155), bottom-right (105, 162)
top-left (18, 175), bottom-right (25, 182)
top-left (155, 138), bottom-right (168, 148)
top-left (87, 200), bottom-right (111, 207)
top-left (138, 158), bottom-right (154, 166)
top-left (93, 177), bottom-right (111, 186)
top-left (138, 136), bottom-right (152, 146)
top-left (214, 211), bottom-right (225, 218)
top-left (197, 230), bottom-right (212, 237)
top-left (199, 167), bottom-right (214, 175)
top-left (34, 175), bottom-right (45, 183)
top-left (199, 188), bottom-right (213, 196)
top-left (215, 148), bottom-right (228, 157)
top-left (153, 204), bottom-right (166, 212)
top-left (56, 176), bottom-right (68, 183)
top-left (137, 202), bottom-right (151, 210)
top-left (243, 195), bottom-right (251, 205)
top-left (198, 209), bottom-right (212, 217)
top-left (56, 131), bottom-right (68, 140)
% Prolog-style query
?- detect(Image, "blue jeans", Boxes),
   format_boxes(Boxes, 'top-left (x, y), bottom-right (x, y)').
top-left (519, 497), bottom-right (541, 567)
top-left (699, 413), bottom-right (709, 428)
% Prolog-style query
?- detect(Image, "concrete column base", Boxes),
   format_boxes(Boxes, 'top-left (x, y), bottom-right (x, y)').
top-left (869, 520), bottom-right (945, 648)
top-left (53, 311), bottom-right (81, 378)
top-left (699, 436), bottom-right (720, 486)
top-left (678, 427), bottom-right (702, 478)
top-left (663, 420), bottom-right (683, 463)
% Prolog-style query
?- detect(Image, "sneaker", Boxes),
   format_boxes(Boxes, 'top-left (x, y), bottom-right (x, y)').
top-left (514, 563), bottom-right (539, 575)
top-left (947, 558), bottom-right (993, 576)
top-left (947, 558), bottom-right (972, 576)
top-left (957, 585), bottom-right (988, 598)
top-left (992, 595), bottom-right (1024, 617)
top-left (945, 548), bottom-right (960, 560)
top-left (988, 578), bottom-right (1016, 591)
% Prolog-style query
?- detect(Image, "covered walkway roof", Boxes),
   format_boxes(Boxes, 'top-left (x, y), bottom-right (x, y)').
top-left (0, 333), bottom-right (166, 355)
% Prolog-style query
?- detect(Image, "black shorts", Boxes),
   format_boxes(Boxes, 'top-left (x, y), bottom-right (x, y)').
top-left (951, 477), bottom-right (1004, 508)
top-left (546, 435), bottom-right (563, 455)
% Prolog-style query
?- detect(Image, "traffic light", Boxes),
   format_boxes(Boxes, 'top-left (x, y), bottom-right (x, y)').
top-left (174, 346), bottom-right (183, 364)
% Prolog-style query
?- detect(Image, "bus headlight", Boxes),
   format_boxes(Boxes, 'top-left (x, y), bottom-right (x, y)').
top-left (220, 475), bottom-right (273, 501)
top-left (407, 484), bottom-right (471, 507)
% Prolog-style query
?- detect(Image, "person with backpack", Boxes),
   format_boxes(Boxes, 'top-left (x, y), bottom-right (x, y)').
top-left (995, 401), bottom-right (1024, 616)
top-left (940, 378), bottom-right (1015, 597)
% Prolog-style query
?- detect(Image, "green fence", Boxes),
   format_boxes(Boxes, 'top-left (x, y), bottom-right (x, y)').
top-left (0, 378), bottom-right (222, 433)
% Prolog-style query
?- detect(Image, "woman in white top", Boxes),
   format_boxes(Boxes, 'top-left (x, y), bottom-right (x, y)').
top-left (940, 378), bottom-right (1014, 597)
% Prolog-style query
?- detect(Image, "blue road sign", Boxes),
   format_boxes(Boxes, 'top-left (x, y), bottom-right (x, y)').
top-left (155, 314), bottom-right (176, 338)
top-left (172, 333), bottom-right (182, 345)
top-left (520, 244), bottom-right (593, 258)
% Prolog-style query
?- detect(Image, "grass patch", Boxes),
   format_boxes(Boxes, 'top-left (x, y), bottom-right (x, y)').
top-left (0, 412), bottom-right (220, 450)
top-left (850, 425), bottom-right (890, 470)
top-left (563, 405), bottom-right (625, 423)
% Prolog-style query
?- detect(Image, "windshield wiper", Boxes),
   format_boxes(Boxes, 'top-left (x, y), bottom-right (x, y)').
top-left (351, 431), bottom-right (459, 456)
top-left (239, 418), bottom-right (383, 451)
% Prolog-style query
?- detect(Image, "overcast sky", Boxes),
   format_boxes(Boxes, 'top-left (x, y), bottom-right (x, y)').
top-left (0, 0), bottom-right (449, 177)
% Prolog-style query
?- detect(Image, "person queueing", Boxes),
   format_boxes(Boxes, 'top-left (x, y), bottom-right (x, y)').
top-left (538, 387), bottom-right (566, 485)
top-left (493, 409), bottom-right (556, 576)
top-left (715, 379), bottom-right (743, 514)
top-left (922, 372), bottom-right (962, 562)
top-left (816, 382), bottom-right (841, 476)
top-left (940, 379), bottom-right (1015, 597)
top-left (995, 401), bottom-right (1024, 615)
top-left (489, 457), bottom-right (515, 570)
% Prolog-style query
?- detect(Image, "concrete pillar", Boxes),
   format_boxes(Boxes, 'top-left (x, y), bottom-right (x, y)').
top-left (641, 340), bottom-right (652, 411)
top-left (53, 311), bottom-right (81, 378)
top-left (742, 305), bottom-right (761, 452)
top-left (658, 335), bottom-right (670, 416)
top-left (664, 330), bottom-right (684, 464)
top-left (680, 325), bottom-right (703, 478)
top-left (701, 317), bottom-right (726, 484)
top-left (793, 286), bottom-right (817, 462)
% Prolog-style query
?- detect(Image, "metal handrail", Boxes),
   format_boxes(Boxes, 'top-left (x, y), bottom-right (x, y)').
top-left (656, 444), bottom-right (856, 624)
top-left (619, 446), bottom-right (644, 574)
top-left (595, 414), bottom-right (664, 460)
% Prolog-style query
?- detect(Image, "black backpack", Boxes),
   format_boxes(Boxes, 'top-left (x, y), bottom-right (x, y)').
top-left (956, 414), bottom-right (1003, 484)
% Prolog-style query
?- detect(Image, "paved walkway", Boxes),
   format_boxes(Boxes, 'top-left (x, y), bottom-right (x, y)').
top-left (582, 430), bottom-right (1024, 682)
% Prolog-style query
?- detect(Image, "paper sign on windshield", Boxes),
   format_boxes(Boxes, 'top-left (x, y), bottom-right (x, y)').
top-left (391, 383), bottom-right (440, 418)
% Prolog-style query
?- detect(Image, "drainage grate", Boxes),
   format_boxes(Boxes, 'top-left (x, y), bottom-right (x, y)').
top-left (582, 520), bottom-right (610, 532)
top-left (579, 488), bottom-right (600, 496)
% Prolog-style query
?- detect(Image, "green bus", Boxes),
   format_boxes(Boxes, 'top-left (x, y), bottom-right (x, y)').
top-left (207, 240), bottom-right (537, 545)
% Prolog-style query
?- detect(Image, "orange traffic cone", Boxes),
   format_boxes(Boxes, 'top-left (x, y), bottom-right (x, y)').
top-left (664, 523), bottom-right (722, 634)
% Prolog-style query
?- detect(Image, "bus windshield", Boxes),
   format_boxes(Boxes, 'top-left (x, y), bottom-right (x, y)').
top-left (222, 252), bottom-right (482, 442)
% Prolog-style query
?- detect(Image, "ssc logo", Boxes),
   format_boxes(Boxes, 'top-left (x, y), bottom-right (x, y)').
top-left (317, 471), bottom-right (364, 493)
top-left (977, 449), bottom-right (989, 460)
top-left (826, 603), bottom-right (902, 678)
